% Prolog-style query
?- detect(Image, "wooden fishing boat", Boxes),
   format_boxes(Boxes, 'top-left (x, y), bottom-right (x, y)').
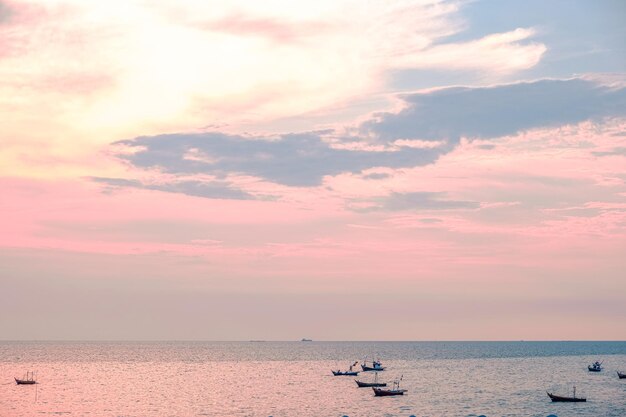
top-left (617, 371), bottom-right (626, 379)
top-left (588, 361), bottom-right (602, 372)
top-left (373, 376), bottom-right (405, 396)
top-left (332, 370), bottom-right (359, 376)
top-left (362, 364), bottom-right (386, 371)
top-left (15, 378), bottom-right (36, 385)
top-left (355, 372), bottom-right (386, 387)
top-left (15, 371), bottom-right (36, 385)
top-left (332, 361), bottom-right (359, 376)
top-left (361, 358), bottom-right (385, 371)
top-left (356, 380), bottom-right (386, 387)
top-left (373, 386), bottom-right (406, 396)
top-left (547, 392), bottom-right (586, 402)
top-left (547, 386), bottom-right (586, 402)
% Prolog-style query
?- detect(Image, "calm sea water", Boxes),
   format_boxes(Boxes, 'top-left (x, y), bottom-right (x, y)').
top-left (1, 341), bottom-right (625, 416)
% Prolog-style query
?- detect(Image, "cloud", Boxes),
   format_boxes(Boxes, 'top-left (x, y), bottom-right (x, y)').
top-left (194, 13), bottom-right (330, 44)
top-left (362, 78), bottom-right (626, 142)
top-left (592, 147), bottom-right (626, 157)
top-left (0, 1), bottom-right (13, 24)
top-left (362, 172), bottom-right (391, 180)
top-left (112, 78), bottom-right (626, 196)
top-left (90, 177), bottom-right (142, 188)
top-left (90, 177), bottom-right (255, 200)
top-left (398, 27), bottom-right (546, 73)
top-left (349, 192), bottom-right (479, 213)
top-left (0, 0), bottom-right (551, 145)
top-left (115, 132), bottom-right (444, 187)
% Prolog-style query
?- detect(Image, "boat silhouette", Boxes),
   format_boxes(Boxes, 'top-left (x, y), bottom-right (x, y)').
top-left (373, 375), bottom-right (406, 396)
top-left (15, 371), bottom-right (37, 385)
top-left (355, 372), bottom-right (386, 387)
top-left (547, 386), bottom-right (586, 402)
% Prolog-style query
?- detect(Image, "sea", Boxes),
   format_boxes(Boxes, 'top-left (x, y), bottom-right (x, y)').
top-left (1, 341), bottom-right (625, 417)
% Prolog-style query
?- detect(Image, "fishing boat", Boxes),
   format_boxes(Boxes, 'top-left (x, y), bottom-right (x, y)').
top-left (373, 376), bottom-right (406, 396)
top-left (15, 371), bottom-right (36, 385)
top-left (332, 370), bottom-right (359, 376)
top-left (617, 371), bottom-right (626, 379)
top-left (355, 372), bottom-right (387, 387)
top-left (332, 361), bottom-right (359, 376)
top-left (361, 357), bottom-right (385, 371)
top-left (588, 361), bottom-right (602, 372)
top-left (547, 386), bottom-right (586, 402)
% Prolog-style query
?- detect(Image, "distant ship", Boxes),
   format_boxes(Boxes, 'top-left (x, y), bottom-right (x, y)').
top-left (301, 338), bottom-right (313, 342)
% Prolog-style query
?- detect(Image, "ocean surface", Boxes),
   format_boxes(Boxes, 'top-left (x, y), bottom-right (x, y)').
top-left (1, 341), bottom-right (625, 416)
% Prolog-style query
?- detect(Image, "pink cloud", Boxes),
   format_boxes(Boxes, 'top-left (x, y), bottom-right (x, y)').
top-left (5, 118), bottom-right (625, 281)
top-left (0, 0), bottom-right (83, 60)
top-left (196, 14), bottom-right (332, 44)
top-left (0, 176), bottom-right (344, 256)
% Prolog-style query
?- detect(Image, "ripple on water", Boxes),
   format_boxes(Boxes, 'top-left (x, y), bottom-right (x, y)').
top-left (0, 341), bottom-right (624, 417)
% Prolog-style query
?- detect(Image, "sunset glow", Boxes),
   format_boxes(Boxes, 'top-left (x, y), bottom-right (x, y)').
top-left (1, 0), bottom-right (625, 341)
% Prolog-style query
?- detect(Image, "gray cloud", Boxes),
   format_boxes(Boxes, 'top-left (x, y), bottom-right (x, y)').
top-left (115, 132), bottom-right (443, 187)
top-left (90, 177), bottom-right (255, 200)
top-left (419, 218), bottom-right (443, 224)
top-left (362, 172), bottom-right (391, 180)
top-left (90, 177), bottom-right (143, 188)
top-left (351, 192), bottom-right (479, 212)
top-left (362, 78), bottom-right (626, 142)
top-left (0, 1), bottom-right (12, 24)
top-left (109, 78), bottom-right (626, 198)
top-left (592, 147), bottom-right (626, 157)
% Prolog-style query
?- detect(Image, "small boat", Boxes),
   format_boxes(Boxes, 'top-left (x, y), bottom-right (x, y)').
top-left (332, 361), bottom-right (359, 376)
top-left (301, 338), bottom-right (312, 342)
top-left (373, 376), bottom-right (406, 396)
top-left (547, 386), bottom-right (586, 402)
top-left (15, 371), bottom-right (37, 385)
top-left (332, 370), bottom-right (359, 376)
top-left (357, 380), bottom-right (387, 387)
top-left (588, 361), bottom-right (602, 372)
top-left (361, 357), bottom-right (385, 371)
top-left (617, 371), bottom-right (626, 379)
top-left (355, 372), bottom-right (387, 388)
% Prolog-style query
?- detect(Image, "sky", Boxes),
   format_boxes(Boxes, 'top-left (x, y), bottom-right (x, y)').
top-left (1, 0), bottom-right (625, 341)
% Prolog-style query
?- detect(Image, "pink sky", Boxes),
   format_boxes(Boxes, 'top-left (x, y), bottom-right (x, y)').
top-left (1, 0), bottom-right (625, 340)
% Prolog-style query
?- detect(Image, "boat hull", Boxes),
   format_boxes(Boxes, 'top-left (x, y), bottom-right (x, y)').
top-left (618, 371), bottom-right (626, 379)
top-left (15, 378), bottom-right (36, 385)
top-left (547, 392), bottom-right (586, 402)
top-left (361, 365), bottom-right (386, 372)
top-left (588, 366), bottom-right (601, 372)
top-left (373, 387), bottom-right (406, 396)
top-left (355, 380), bottom-right (387, 387)
top-left (332, 370), bottom-right (359, 376)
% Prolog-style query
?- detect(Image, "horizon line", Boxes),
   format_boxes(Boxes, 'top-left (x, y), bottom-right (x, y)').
top-left (2, 339), bottom-right (625, 343)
